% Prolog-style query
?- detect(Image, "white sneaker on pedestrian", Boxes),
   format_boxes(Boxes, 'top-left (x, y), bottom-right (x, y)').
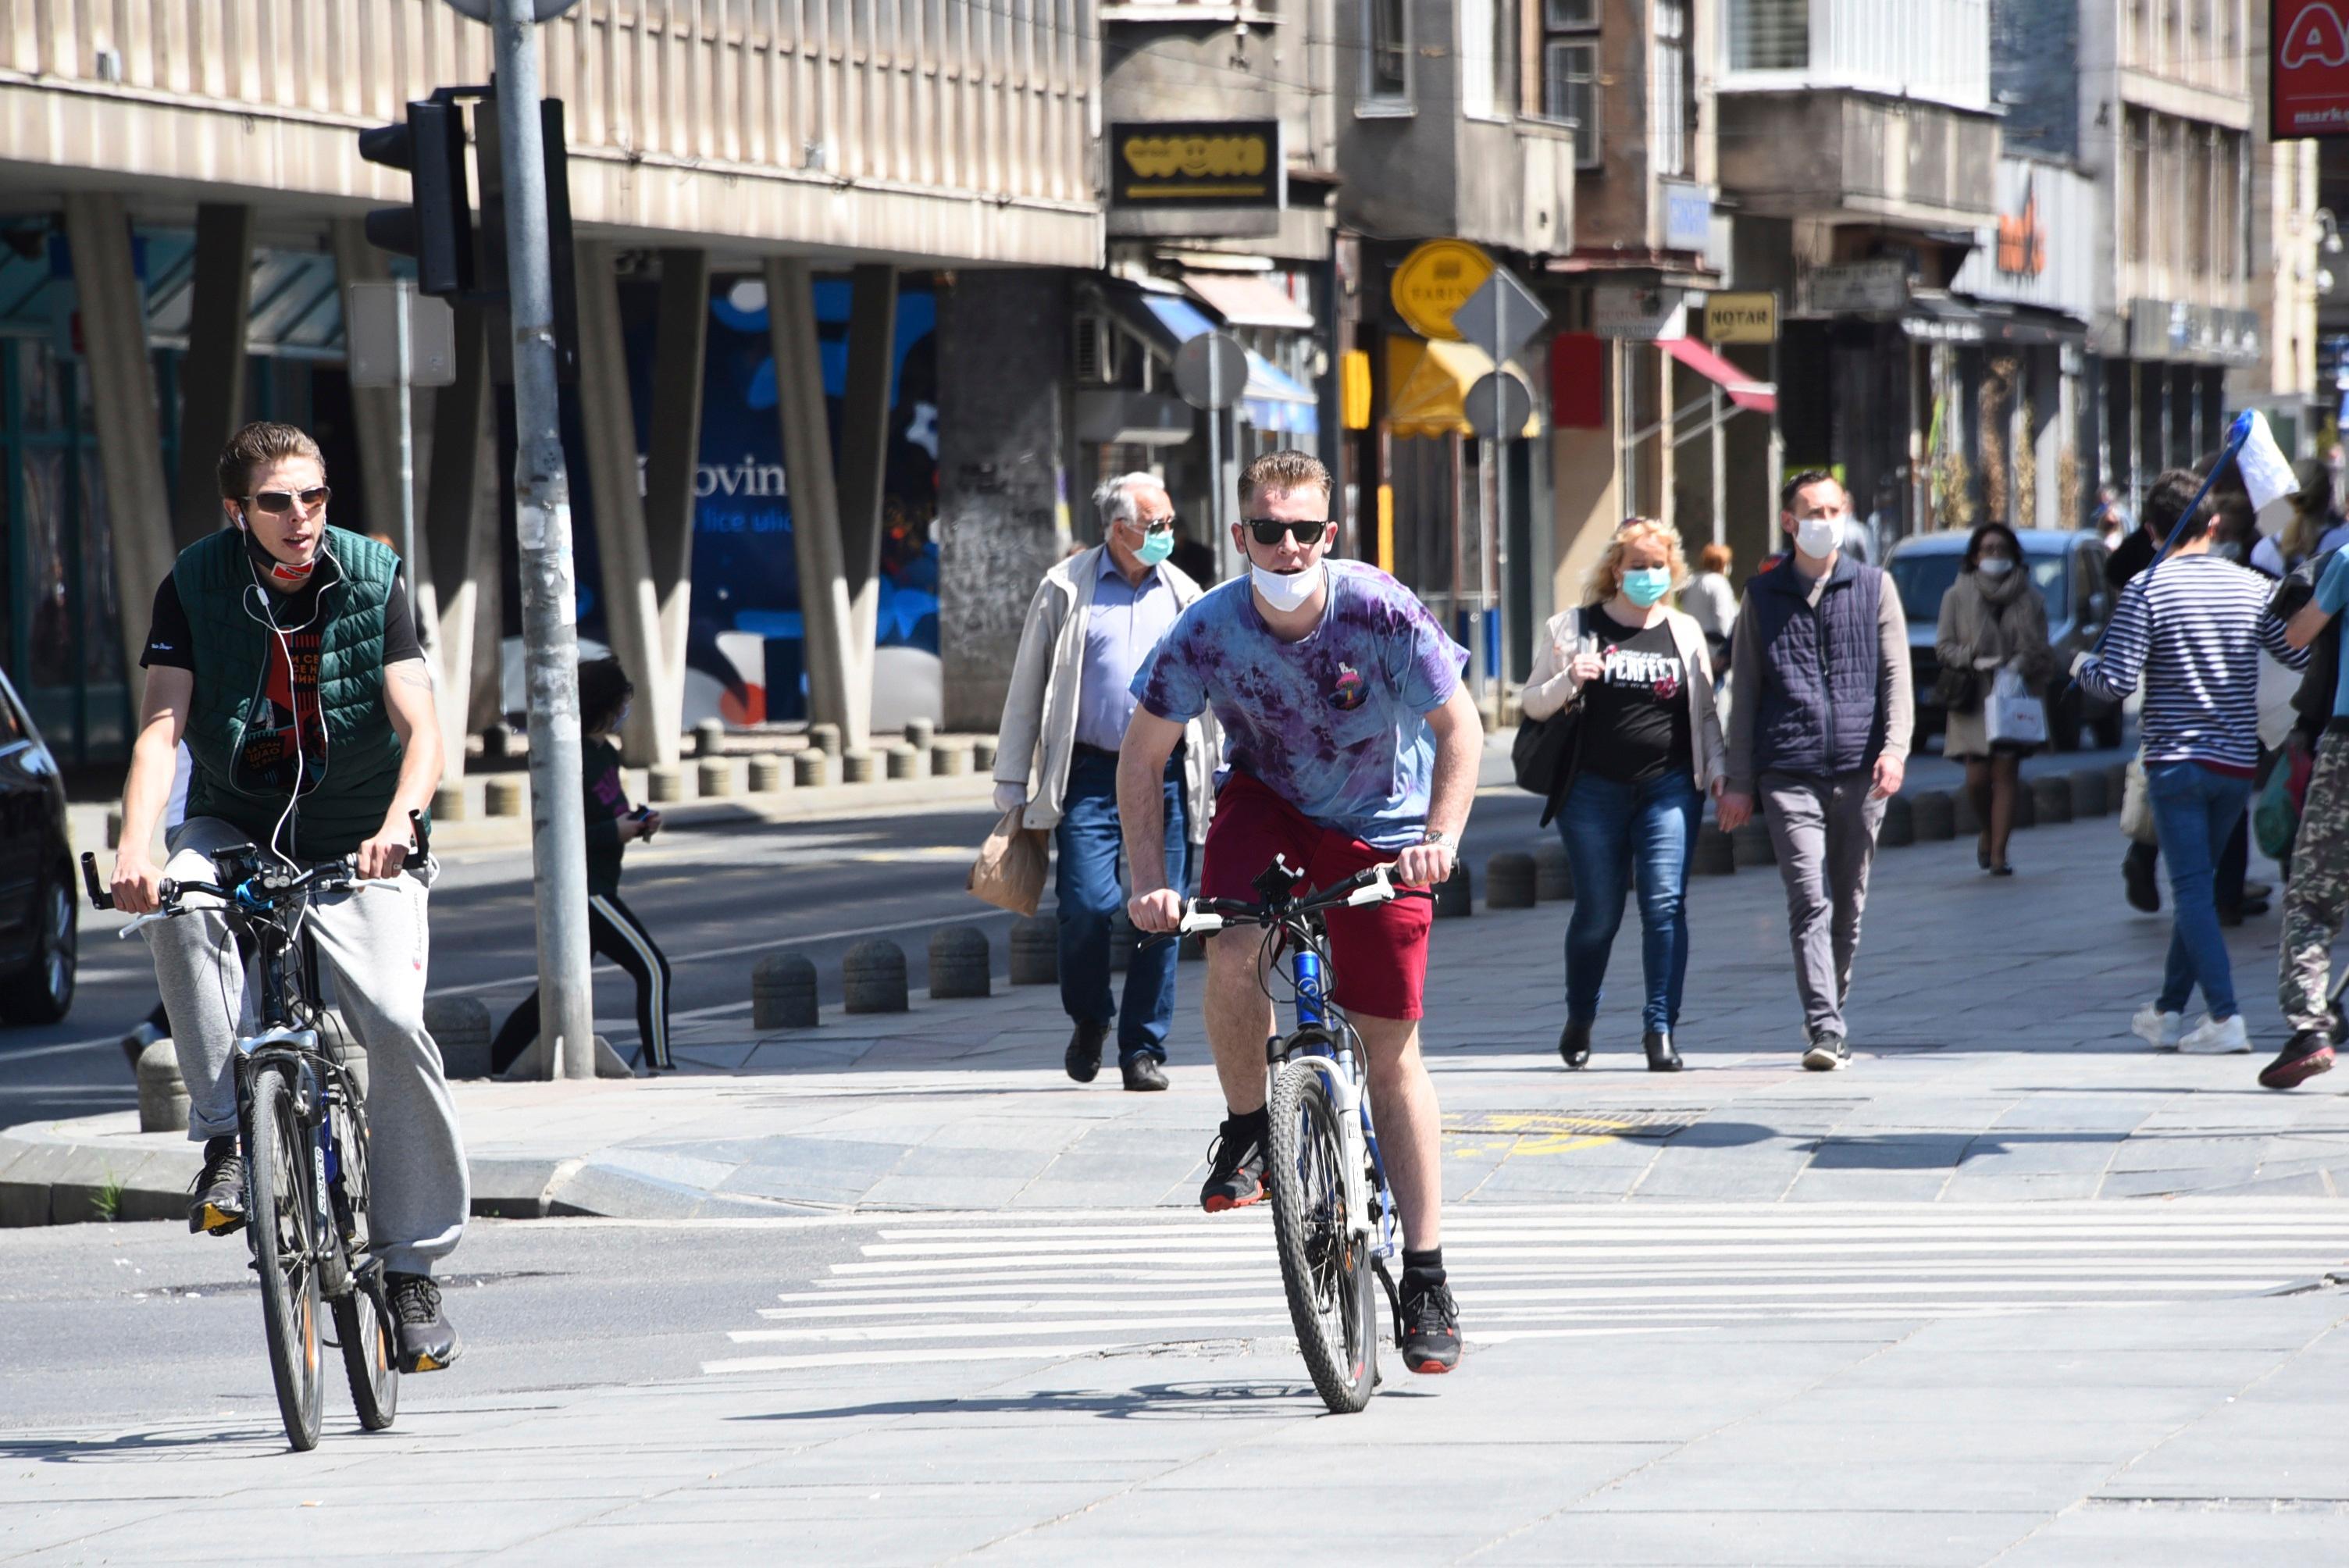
top-left (2130, 1005), bottom-right (2183, 1049)
top-left (2177, 1014), bottom-right (2251, 1055)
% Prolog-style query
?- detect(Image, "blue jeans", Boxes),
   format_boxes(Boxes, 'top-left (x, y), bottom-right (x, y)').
top-left (1556, 770), bottom-right (1703, 1035)
top-left (2145, 761), bottom-right (2255, 1021)
top-left (1056, 749), bottom-right (1191, 1063)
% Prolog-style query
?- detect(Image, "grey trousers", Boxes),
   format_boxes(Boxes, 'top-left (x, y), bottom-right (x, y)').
top-left (1759, 771), bottom-right (1887, 1041)
top-left (146, 815), bottom-right (468, 1275)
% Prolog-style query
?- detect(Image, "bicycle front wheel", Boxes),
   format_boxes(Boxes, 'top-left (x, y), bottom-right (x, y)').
top-left (333, 1274), bottom-right (399, 1431)
top-left (1267, 1058), bottom-right (1378, 1413)
top-left (248, 1064), bottom-right (326, 1451)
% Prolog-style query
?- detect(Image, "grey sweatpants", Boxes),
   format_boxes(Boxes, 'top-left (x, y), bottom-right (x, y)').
top-left (1759, 771), bottom-right (1887, 1041)
top-left (146, 815), bottom-right (468, 1275)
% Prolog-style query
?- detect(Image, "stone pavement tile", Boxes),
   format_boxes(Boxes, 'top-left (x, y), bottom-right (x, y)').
top-left (858, 1173), bottom-right (1035, 1208)
top-left (52, 1499), bottom-right (597, 1560)
top-left (2191, 1171), bottom-right (2337, 1198)
top-left (2107, 1135), bottom-right (2273, 1173)
top-left (1469, 1507), bottom-right (2048, 1566)
top-left (1948, 1131), bottom-right (2126, 1173)
top-left (547, 1160), bottom-right (726, 1219)
top-left (1464, 1160), bottom-right (1645, 1201)
top-left (1576, 1456), bottom-right (2114, 1515)
top-left (1784, 1168), bottom-right (1952, 1202)
top-left (919, 1116), bottom-right (1097, 1153)
top-left (1686, 1417), bottom-right (2175, 1467)
top-left (886, 1142), bottom-right (1058, 1181)
top-left (1936, 1171), bottom-right (2109, 1202)
top-left (1805, 1134), bottom-right (1973, 1170)
top-left (2101, 1424), bottom-right (2349, 1502)
top-left (2097, 1166), bottom-right (2262, 1198)
top-left (1991, 1502), bottom-right (2349, 1566)
top-left (1627, 1155), bottom-right (1809, 1201)
top-left (0, 1502), bottom-right (197, 1560)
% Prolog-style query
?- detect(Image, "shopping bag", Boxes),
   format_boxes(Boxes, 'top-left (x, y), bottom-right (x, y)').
top-left (2119, 757), bottom-right (2157, 848)
top-left (967, 807), bottom-right (1048, 917)
top-left (1984, 669), bottom-right (2049, 748)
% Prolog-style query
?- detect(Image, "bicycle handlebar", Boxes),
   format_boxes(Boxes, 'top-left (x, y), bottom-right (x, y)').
top-left (83, 808), bottom-right (430, 917)
top-left (1174, 861), bottom-right (1430, 935)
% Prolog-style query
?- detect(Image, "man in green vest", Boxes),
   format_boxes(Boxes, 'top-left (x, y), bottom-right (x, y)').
top-left (111, 421), bottom-right (465, 1374)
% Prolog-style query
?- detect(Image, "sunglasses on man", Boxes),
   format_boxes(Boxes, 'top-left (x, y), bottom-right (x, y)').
top-left (1242, 517), bottom-right (1333, 546)
top-left (242, 486), bottom-right (332, 515)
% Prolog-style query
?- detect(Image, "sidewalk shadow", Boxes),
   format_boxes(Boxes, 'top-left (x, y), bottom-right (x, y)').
top-left (0, 1425), bottom-right (292, 1463)
top-left (733, 1379), bottom-right (1431, 1424)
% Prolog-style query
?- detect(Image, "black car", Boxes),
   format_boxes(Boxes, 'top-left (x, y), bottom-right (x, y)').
top-left (1887, 529), bottom-right (2126, 753)
top-left (0, 666), bottom-right (76, 1024)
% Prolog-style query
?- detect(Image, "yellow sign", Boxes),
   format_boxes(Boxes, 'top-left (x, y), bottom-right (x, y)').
top-left (1391, 239), bottom-right (1495, 341)
top-left (1704, 291), bottom-right (1778, 344)
top-left (1340, 349), bottom-right (1372, 431)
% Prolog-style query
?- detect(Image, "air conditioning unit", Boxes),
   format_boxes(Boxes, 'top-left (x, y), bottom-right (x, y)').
top-left (1074, 313), bottom-right (1124, 386)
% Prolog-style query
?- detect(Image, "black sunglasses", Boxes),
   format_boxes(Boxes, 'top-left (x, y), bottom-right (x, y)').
top-left (243, 486), bottom-right (331, 515)
top-left (1242, 518), bottom-right (1333, 546)
top-left (1131, 514), bottom-right (1176, 536)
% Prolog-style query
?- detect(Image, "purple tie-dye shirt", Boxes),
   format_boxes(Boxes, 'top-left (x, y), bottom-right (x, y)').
top-left (1132, 561), bottom-right (1467, 849)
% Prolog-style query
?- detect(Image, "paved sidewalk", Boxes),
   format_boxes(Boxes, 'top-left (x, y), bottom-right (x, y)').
top-left (12, 806), bottom-right (2349, 1226)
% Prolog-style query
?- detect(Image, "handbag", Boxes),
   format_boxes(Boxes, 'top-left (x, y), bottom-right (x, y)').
top-left (1513, 609), bottom-right (1585, 802)
top-left (1934, 663), bottom-right (1984, 713)
top-left (2253, 742), bottom-right (2315, 861)
top-left (1984, 668), bottom-right (2048, 747)
top-left (966, 806), bottom-right (1049, 917)
top-left (2119, 756), bottom-right (2157, 847)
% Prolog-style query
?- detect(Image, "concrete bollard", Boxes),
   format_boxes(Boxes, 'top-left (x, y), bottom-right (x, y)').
top-left (929, 925), bottom-right (991, 1000)
top-left (1434, 862), bottom-right (1473, 918)
top-left (647, 764), bottom-right (688, 804)
top-left (2012, 779), bottom-right (2037, 829)
top-left (2032, 774), bottom-right (2073, 825)
top-left (1952, 787), bottom-right (1982, 836)
top-left (793, 750), bottom-right (830, 789)
top-left (752, 953), bottom-right (819, 1029)
top-left (841, 750), bottom-right (879, 785)
top-left (431, 780), bottom-right (468, 821)
top-left (697, 757), bottom-right (735, 797)
top-left (1533, 839), bottom-right (1573, 901)
top-left (904, 717), bottom-right (937, 751)
top-left (694, 718), bottom-right (727, 758)
top-left (1911, 790), bottom-right (1955, 841)
top-left (808, 722), bottom-right (842, 757)
top-left (1691, 823), bottom-right (1736, 875)
top-left (842, 939), bottom-right (909, 1014)
top-left (137, 1041), bottom-right (188, 1134)
top-left (932, 743), bottom-right (971, 777)
top-left (2070, 766), bottom-right (2110, 818)
top-left (1880, 793), bottom-right (1915, 847)
top-left (1108, 907), bottom-right (1138, 973)
top-left (424, 996), bottom-right (494, 1080)
top-left (1485, 851), bottom-right (1537, 909)
top-left (973, 737), bottom-right (999, 773)
top-left (485, 776), bottom-right (526, 817)
top-left (1731, 821), bottom-right (1776, 867)
top-left (886, 743), bottom-right (924, 781)
top-left (1009, 917), bottom-right (1057, 985)
top-left (748, 754), bottom-right (786, 793)
top-left (481, 725), bottom-right (514, 760)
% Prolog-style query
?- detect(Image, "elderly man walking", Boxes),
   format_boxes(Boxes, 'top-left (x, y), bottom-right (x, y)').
top-left (1717, 470), bottom-right (1915, 1071)
top-left (994, 474), bottom-right (1218, 1090)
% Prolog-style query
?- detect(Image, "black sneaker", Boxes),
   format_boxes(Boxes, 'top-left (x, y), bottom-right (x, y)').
top-left (2259, 1030), bottom-right (2337, 1090)
top-left (1802, 1032), bottom-right (1850, 1072)
top-left (386, 1272), bottom-right (462, 1374)
top-left (1399, 1274), bottom-right (1461, 1374)
top-left (187, 1135), bottom-right (244, 1235)
top-left (1199, 1113), bottom-right (1268, 1213)
top-left (1064, 1020), bottom-right (1107, 1084)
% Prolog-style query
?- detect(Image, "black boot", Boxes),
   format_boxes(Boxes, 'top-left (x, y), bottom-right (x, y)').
top-left (1558, 1018), bottom-right (1592, 1070)
top-left (1064, 1020), bottom-right (1107, 1083)
top-left (1643, 1031), bottom-right (1682, 1072)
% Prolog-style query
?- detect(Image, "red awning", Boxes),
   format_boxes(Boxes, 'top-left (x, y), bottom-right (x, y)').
top-left (1661, 336), bottom-right (1776, 415)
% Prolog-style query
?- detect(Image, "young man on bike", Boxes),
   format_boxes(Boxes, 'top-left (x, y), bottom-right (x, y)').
top-left (110, 422), bottom-right (465, 1374)
top-left (1121, 450), bottom-right (1479, 1373)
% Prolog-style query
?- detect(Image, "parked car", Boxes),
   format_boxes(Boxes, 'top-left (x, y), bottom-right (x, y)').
top-left (0, 665), bottom-right (76, 1025)
top-left (1887, 529), bottom-right (2126, 753)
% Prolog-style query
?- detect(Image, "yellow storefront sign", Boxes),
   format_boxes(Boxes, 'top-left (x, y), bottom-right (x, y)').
top-left (1390, 239), bottom-right (1495, 341)
top-left (1703, 290), bottom-right (1778, 344)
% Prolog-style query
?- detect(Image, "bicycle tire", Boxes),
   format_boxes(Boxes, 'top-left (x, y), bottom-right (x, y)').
top-left (1267, 1058), bottom-right (1378, 1413)
top-left (333, 1276), bottom-right (399, 1431)
top-left (248, 1064), bottom-right (326, 1452)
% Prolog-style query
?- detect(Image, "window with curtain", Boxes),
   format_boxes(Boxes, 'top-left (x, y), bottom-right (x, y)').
top-left (1655, 0), bottom-right (1690, 178)
top-left (1727, 0), bottom-right (1807, 71)
top-left (1539, 0), bottom-right (1599, 166)
top-left (1364, 0), bottom-right (1413, 108)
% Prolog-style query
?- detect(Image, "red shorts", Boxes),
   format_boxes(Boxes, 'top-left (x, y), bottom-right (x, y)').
top-left (1199, 772), bottom-right (1435, 1021)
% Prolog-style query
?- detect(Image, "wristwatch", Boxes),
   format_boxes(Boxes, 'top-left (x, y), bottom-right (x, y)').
top-left (1420, 829), bottom-right (1459, 853)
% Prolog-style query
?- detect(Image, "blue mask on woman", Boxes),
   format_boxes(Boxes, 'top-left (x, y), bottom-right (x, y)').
top-left (1622, 567), bottom-right (1673, 608)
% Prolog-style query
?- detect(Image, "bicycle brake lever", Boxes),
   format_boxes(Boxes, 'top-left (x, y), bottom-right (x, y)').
top-left (1342, 864), bottom-right (1399, 907)
top-left (1175, 898), bottom-right (1226, 935)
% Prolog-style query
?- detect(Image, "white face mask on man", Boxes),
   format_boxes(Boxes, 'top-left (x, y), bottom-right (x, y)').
top-left (1794, 515), bottom-right (1841, 559)
top-left (1252, 561), bottom-right (1324, 612)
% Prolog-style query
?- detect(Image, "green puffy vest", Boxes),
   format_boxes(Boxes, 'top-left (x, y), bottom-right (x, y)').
top-left (176, 526), bottom-right (406, 859)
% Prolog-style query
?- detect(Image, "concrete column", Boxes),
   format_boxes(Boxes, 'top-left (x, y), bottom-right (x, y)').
top-left (767, 256), bottom-right (864, 750)
top-left (421, 304), bottom-right (500, 775)
top-left (330, 219), bottom-right (440, 646)
top-left (62, 192), bottom-right (173, 694)
top-left (640, 248), bottom-right (708, 764)
top-left (576, 240), bottom-right (670, 765)
top-left (174, 203), bottom-right (254, 550)
top-left (837, 264), bottom-right (898, 733)
top-left (936, 269), bottom-right (1071, 732)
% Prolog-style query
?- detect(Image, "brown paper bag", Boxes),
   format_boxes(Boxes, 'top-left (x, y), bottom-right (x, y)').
top-left (968, 807), bottom-right (1049, 917)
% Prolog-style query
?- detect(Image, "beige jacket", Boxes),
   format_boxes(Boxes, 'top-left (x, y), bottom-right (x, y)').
top-left (993, 544), bottom-right (1218, 843)
top-left (1520, 603), bottom-right (1727, 796)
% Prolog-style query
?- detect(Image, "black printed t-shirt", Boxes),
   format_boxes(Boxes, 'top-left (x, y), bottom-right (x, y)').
top-left (1577, 607), bottom-right (1691, 785)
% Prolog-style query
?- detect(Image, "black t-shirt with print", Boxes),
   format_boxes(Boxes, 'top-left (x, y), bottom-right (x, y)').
top-left (1578, 607), bottom-right (1691, 785)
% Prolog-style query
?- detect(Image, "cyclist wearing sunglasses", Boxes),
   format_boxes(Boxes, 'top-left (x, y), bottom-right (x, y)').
top-left (111, 421), bottom-right (465, 1373)
top-left (1121, 449), bottom-right (1479, 1373)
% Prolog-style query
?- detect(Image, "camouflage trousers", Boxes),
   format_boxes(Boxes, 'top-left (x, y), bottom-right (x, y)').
top-left (2280, 730), bottom-right (2349, 1034)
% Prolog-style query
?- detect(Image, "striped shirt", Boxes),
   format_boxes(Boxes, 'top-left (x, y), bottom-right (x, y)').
top-left (2076, 552), bottom-right (2307, 770)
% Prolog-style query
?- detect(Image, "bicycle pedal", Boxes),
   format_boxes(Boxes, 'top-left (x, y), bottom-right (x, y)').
top-left (189, 1205), bottom-right (244, 1236)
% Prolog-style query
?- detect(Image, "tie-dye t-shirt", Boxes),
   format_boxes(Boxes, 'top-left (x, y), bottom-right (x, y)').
top-left (1132, 560), bottom-right (1467, 849)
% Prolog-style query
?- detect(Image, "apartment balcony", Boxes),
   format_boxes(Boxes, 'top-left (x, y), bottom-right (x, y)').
top-left (1716, 87), bottom-right (1998, 233)
top-left (1337, 113), bottom-right (1575, 258)
top-left (0, 0), bottom-right (1100, 268)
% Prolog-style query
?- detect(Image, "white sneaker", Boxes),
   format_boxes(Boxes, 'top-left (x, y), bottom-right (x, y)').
top-left (2177, 1014), bottom-right (2252, 1055)
top-left (2130, 1005), bottom-right (2183, 1049)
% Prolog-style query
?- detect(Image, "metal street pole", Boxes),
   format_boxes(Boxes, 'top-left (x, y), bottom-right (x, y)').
top-left (494, 0), bottom-right (595, 1080)
top-left (393, 280), bottom-right (425, 650)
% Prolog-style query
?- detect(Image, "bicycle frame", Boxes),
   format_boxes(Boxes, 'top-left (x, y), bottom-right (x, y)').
top-left (1278, 950), bottom-right (1395, 1262)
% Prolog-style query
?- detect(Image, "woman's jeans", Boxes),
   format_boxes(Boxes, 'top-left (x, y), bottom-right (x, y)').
top-left (1556, 770), bottom-right (1703, 1035)
top-left (2145, 760), bottom-right (2255, 1021)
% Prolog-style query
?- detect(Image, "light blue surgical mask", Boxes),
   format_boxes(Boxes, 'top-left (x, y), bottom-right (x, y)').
top-left (1136, 529), bottom-right (1174, 568)
top-left (1621, 567), bottom-right (1672, 608)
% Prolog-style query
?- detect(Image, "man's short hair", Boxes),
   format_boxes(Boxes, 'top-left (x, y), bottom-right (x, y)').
top-left (2142, 469), bottom-right (2212, 543)
top-left (1239, 450), bottom-right (1331, 512)
top-left (1092, 472), bottom-right (1164, 533)
top-left (1779, 469), bottom-right (1840, 515)
top-left (218, 421), bottom-right (325, 501)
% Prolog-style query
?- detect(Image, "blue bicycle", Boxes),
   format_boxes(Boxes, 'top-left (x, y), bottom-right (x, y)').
top-left (1178, 856), bottom-right (1428, 1413)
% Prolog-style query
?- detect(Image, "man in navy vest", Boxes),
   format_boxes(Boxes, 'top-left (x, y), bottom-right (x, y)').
top-left (1717, 471), bottom-right (1916, 1070)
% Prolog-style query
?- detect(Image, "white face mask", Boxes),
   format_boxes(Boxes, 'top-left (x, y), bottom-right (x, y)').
top-left (1795, 516), bottom-right (1841, 559)
top-left (1252, 561), bottom-right (1325, 614)
top-left (1978, 557), bottom-right (2014, 578)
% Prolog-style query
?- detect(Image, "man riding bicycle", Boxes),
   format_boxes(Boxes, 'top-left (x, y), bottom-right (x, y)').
top-left (1121, 450), bottom-right (1479, 1373)
top-left (110, 422), bottom-right (465, 1374)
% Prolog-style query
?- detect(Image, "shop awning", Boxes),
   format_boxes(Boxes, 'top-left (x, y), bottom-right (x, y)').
top-left (1112, 287), bottom-right (1318, 436)
top-left (1898, 291), bottom-right (1986, 344)
top-left (1385, 337), bottom-right (1540, 440)
top-left (1660, 336), bottom-right (1776, 415)
top-left (1180, 270), bottom-right (1315, 330)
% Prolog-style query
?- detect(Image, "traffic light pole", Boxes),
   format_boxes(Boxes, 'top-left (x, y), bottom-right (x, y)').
top-left (492, 0), bottom-right (595, 1081)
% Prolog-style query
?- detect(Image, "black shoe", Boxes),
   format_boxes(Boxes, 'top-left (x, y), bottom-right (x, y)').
top-left (386, 1272), bottom-right (462, 1374)
top-left (2259, 1030), bottom-right (2337, 1090)
top-left (1802, 1032), bottom-right (1850, 1072)
top-left (1643, 1031), bottom-right (1682, 1072)
top-left (2243, 880), bottom-right (2274, 902)
top-left (1977, 836), bottom-right (1991, 871)
top-left (1558, 1018), bottom-right (1592, 1070)
top-left (1121, 1055), bottom-right (1169, 1092)
top-left (187, 1136), bottom-right (244, 1235)
top-left (1064, 1020), bottom-right (1107, 1084)
top-left (1199, 1113), bottom-right (1268, 1213)
top-left (1991, 862), bottom-right (2015, 877)
top-left (2219, 897), bottom-right (2269, 927)
top-left (2123, 853), bottom-right (2160, 913)
top-left (1399, 1274), bottom-right (1461, 1374)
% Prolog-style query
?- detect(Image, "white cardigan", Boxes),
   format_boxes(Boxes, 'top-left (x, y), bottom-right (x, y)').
top-left (1520, 602), bottom-right (1727, 796)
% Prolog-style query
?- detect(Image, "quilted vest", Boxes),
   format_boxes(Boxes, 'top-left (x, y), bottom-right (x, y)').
top-left (1744, 553), bottom-right (1887, 779)
top-left (176, 526), bottom-right (405, 858)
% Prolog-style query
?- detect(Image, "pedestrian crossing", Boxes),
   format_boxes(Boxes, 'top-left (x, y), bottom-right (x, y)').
top-left (700, 1203), bottom-right (2349, 1376)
